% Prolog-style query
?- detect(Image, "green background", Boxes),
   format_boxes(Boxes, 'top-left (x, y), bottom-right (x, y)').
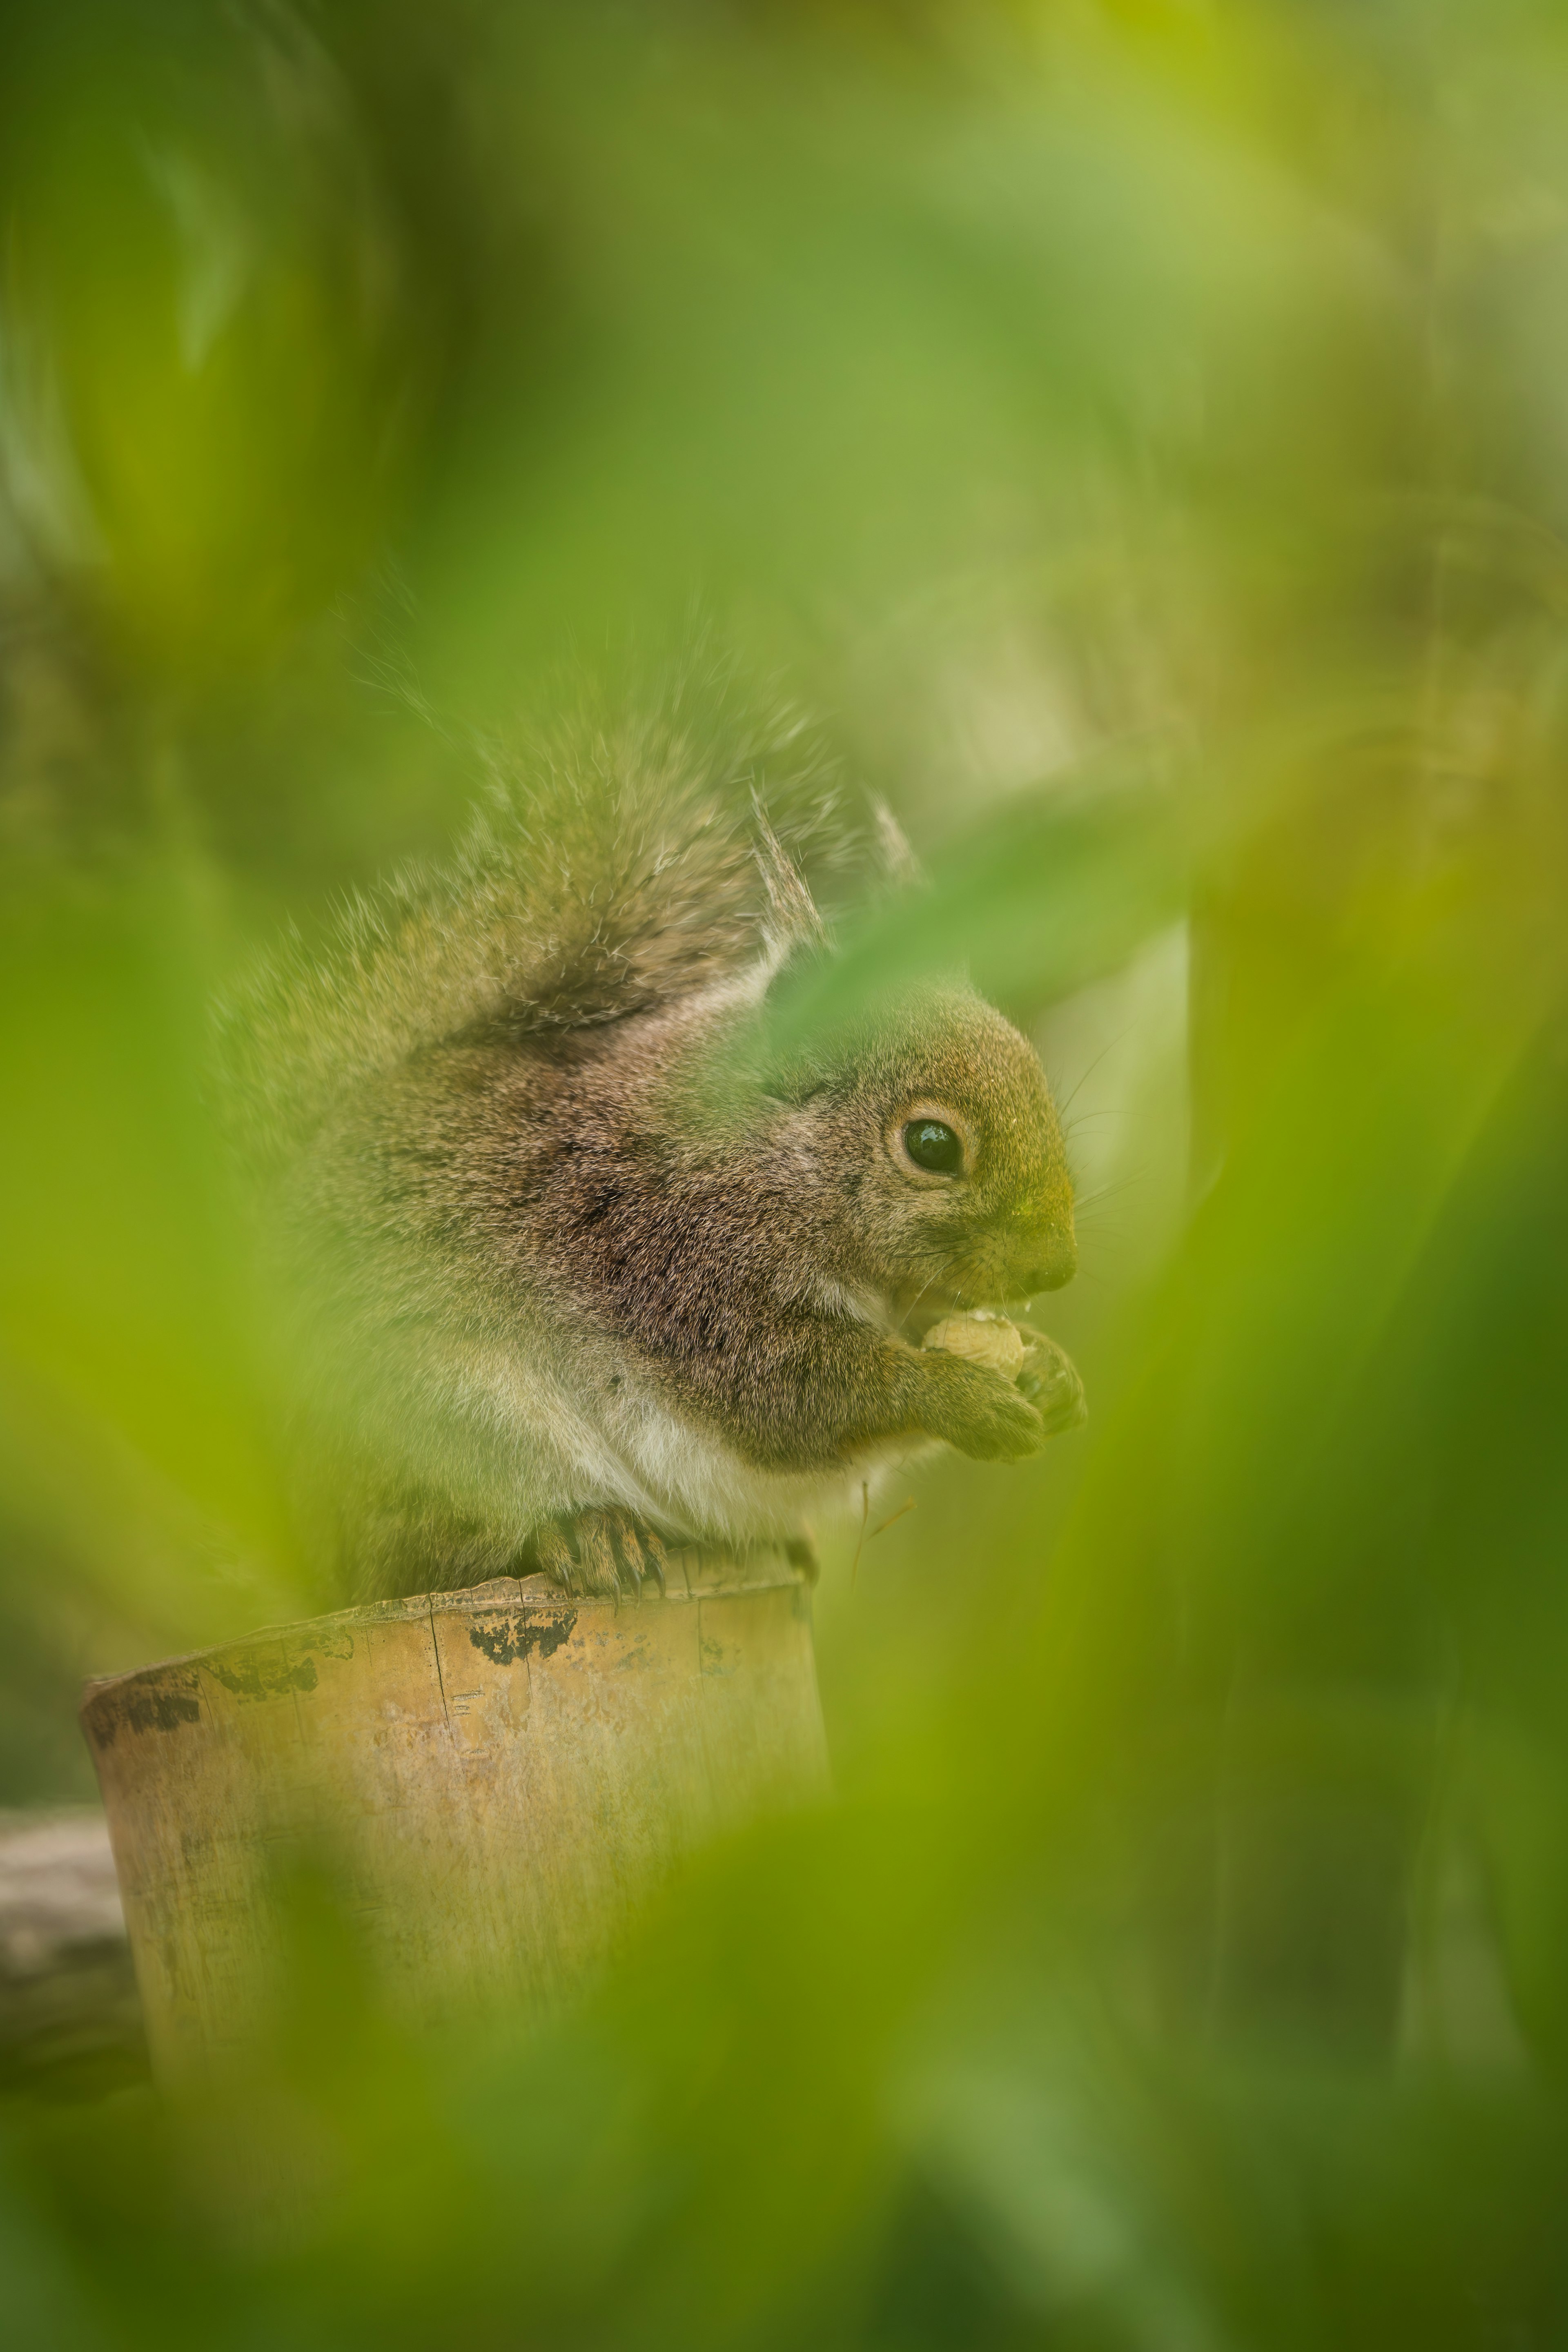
top-left (4, 3), bottom-right (1568, 2343)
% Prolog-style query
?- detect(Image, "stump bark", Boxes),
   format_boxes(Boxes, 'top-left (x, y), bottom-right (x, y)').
top-left (82, 1546), bottom-right (826, 2086)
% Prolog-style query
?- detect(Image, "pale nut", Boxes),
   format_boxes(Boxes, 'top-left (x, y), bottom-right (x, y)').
top-left (921, 1311), bottom-right (1026, 1379)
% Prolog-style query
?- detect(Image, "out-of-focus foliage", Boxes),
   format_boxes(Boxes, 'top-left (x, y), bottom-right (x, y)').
top-left (5, 0), bottom-right (1568, 2343)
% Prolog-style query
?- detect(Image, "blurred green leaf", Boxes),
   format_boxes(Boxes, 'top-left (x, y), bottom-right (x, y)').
top-left (6, 2), bottom-right (1568, 2346)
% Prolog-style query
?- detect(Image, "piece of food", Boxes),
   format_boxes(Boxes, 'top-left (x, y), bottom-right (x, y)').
top-left (921, 1311), bottom-right (1027, 1379)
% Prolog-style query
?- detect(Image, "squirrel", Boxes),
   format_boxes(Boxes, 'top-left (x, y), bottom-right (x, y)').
top-left (222, 690), bottom-right (1085, 1603)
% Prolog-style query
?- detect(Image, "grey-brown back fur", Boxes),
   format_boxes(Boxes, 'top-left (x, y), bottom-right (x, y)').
top-left (223, 689), bottom-right (1078, 1602)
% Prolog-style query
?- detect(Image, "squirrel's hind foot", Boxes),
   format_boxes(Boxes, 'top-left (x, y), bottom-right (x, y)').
top-left (536, 1508), bottom-right (671, 1603)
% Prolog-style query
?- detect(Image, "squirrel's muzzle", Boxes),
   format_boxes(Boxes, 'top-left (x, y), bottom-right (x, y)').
top-left (1015, 1223), bottom-right (1077, 1294)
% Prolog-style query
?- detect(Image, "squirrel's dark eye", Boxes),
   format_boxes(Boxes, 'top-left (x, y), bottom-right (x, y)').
top-left (903, 1119), bottom-right (963, 1175)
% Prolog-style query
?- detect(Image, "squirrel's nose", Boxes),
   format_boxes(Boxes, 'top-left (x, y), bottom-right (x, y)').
top-left (1018, 1226), bottom-right (1077, 1293)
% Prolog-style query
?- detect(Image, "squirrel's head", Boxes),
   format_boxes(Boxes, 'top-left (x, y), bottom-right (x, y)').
top-left (768, 985), bottom-right (1076, 1327)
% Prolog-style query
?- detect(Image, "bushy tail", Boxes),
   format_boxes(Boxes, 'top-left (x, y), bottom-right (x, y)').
top-left (217, 674), bottom-right (869, 1170)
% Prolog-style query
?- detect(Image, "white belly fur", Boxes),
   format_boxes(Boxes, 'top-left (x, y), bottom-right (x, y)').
top-left (602, 1390), bottom-right (935, 1544)
top-left (453, 1341), bottom-right (934, 1548)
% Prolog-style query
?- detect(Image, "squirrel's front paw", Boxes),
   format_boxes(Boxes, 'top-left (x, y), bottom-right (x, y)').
top-left (536, 1507), bottom-right (671, 1601)
top-left (1015, 1330), bottom-right (1088, 1437)
top-left (919, 1353), bottom-right (1048, 1462)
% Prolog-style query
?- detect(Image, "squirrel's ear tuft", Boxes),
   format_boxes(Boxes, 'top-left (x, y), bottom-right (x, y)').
top-left (868, 796), bottom-right (925, 893)
top-left (752, 794), bottom-right (827, 963)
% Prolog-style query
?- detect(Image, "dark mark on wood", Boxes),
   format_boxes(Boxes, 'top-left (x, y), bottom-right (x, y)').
top-left (205, 1650), bottom-right (320, 1704)
top-left (468, 1611), bottom-right (577, 1667)
top-left (302, 1628), bottom-right (354, 1662)
top-left (85, 1673), bottom-right (202, 1749)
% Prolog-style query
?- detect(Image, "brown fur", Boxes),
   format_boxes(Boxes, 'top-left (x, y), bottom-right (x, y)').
top-left (224, 695), bottom-right (1079, 1601)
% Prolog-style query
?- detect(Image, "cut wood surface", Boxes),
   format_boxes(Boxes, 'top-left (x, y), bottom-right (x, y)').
top-left (82, 1546), bottom-right (827, 2086)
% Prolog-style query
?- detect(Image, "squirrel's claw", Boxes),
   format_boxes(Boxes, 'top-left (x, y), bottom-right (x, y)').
top-left (537, 1508), bottom-right (673, 1603)
top-left (535, 1520), bottom-right (581, 1595)
top-left (634, 1521), bottom-right (670, 1598)
top-left (1013, 1330), bottom-right (1088, 1437)
top-left (604, 1508), bottom-right (675, 1601)
top-left (574, 1513), bottom-right (623, 1601)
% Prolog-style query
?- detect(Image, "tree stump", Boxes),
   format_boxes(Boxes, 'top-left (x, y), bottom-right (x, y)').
top-left (81, 1547), bottom-right (826, 2086)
